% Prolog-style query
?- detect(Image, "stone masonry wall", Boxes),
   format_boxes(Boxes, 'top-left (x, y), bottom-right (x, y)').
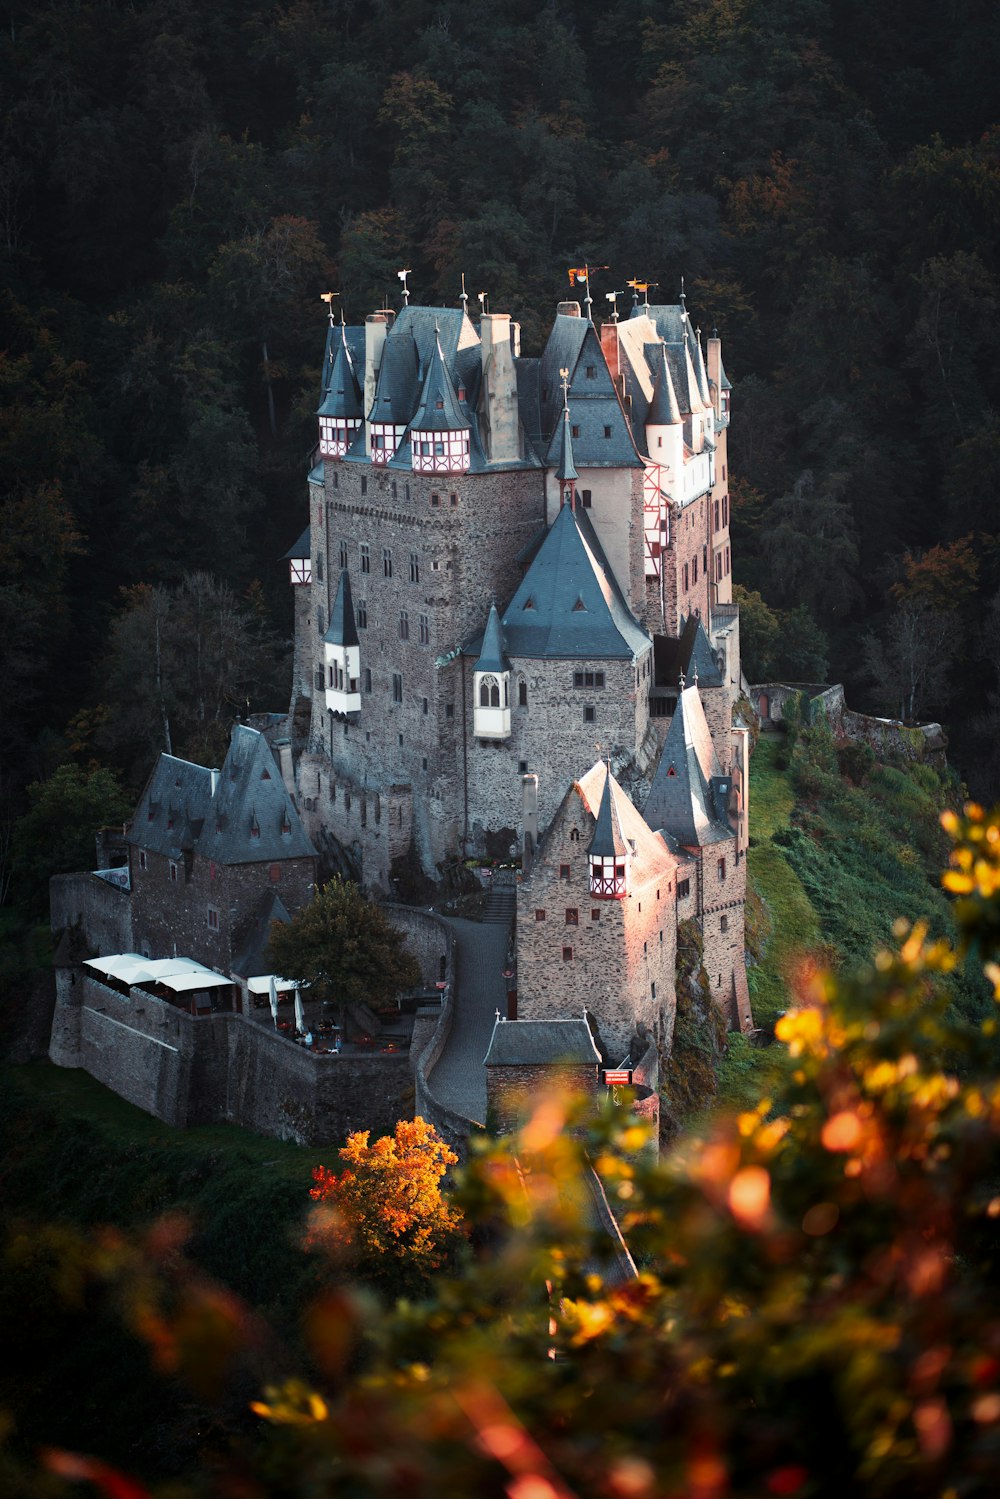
top-left (486, 1061), bottom-right (600, 1135)
top-left (50, 872), bottom-right (133, 955)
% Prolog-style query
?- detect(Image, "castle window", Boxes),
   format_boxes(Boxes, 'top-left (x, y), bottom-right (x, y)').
top-left (519, 760), bottom-right (528, 773)
top-left (721, 914), bottom-right (728, 933)
top-left (703, 545), bottom-right (708, 573)
top-left (361, 476), bottom-right (367, 495)
top-left (446, 704), bottom-right (454, 718)
top-left (364, 668), bottom-right (372, 692)
top-left (339, 540), bottom-right (348, 569)
top-left (571, 425), bottom-right (580, 438)
top-left (603, 425), bottom-right (611, 438)
top-left (419, 614), bottom-right (429, 644)
top-left (565, 909), bottom-right (578, 925)
top-left (535, 910), bottom-right (546, 921)
top-left (316, 606), bottom-right (325, 635)
top-left (383, 547), bottom-right (392, 578)
top-left (683, 563), bottom-right (689, 590)
top-left (317, 505), bottom-right (323, 527)
top-left (331, 470), bottom-right (338, 489)
top-left (450, 492), bottom-right (458, 507)
top-left (169, 861), bottom-right (178, 882)
top-left (722, 495), bottom-right (728, 525)
top-left (422, 697), bottom-right (428, 715)
top-left (581, 489), bottom-right (591, 508)
top-left (559, 864), bottom-right (570, 880)
top-left (651, 982), bottom-right (656, 1000)
top-left (586, 365), bottom-right (596, 379)
top-left (518, 679), bottom-right (527, 707)
top-left (583, 705), bottom-right (595, 723)
top-left (692, 556), bottom-right (698, 583)
top-left (399, 610), bottom-right (409, 641)
top-left (591, 909), bottom-right (600, 921)
top-left (410, 552), bottom-right (419, 583)
top-left (570, 829), bottom-right (580, 841)
top-left (431, 492), bottom-right (440, 508)
top-left (392, 673), bottom-right (403, 703)
top-left (714, 500), bottom-right (720, 531)
top-left (317, 553), bottom-right (324, 582)
top-left (678, 878), bottom-right (690, 898)
top-left (422, 757), bottom-right (428, 770)
top-left (726, 546), bottom-right (730, 574)
top-left (139, 851), bottom-right (147, 870)
top-left (361, 544), bottom-right (370, 573)
top-left (718, 857), bottom-right (726, 880)
top-left (392, 481), bottom-right (397, 499)
top-left (207, 907), bottom-right (219, 930)
top-left (479, 675), bottom-right (500, 708)
top-left (562, 946), bottom-right (573, 962)
top-left (357, 600), bottom-right (367, 628)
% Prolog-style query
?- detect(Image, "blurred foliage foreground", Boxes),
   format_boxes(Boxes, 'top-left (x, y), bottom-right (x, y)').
top-left (5, 806), bottom-right (1000, 1499)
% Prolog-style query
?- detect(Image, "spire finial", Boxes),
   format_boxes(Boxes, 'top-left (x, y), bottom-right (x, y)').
top-left (606, 289), bottom-right (622, 322)
top-left (477, 290), bottom-right (489, 316)
top-left (320, 291), bottom-right (339, 325)
top-left (679, 668), bottom-right (686, 690)
top-left (460, 272), bottom-right (468, 313)
top-left (559, 366), bottom-right (571, 409)
top-left (692, 663), bottom-right (699, 687)
top-left (397, 268), bottom-right (411, 306)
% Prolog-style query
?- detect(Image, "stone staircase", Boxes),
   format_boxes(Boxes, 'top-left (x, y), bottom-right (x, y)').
top-left (483, 869), bottom-right (517, 926)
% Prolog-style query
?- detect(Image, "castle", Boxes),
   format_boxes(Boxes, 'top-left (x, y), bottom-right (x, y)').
top-left (286, 286), bottom-right (751, 1062)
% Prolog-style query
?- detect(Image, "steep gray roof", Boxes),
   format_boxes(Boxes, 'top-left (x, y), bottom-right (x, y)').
top-left (232, 889), bottom-right (291, 978)
top-left (317, 324), bottom-right (362, 420)
top-left (692, 331), bottom-right (711, 407)
top-left (129, 726), bottom-right (316, 866)
top-left (410, 335), bottom-right (471, 432)
top-left (553, 406), bottom-right (579, 481)
top-left (684, 614), bottom-right (724, 688)
top-left (368, 306), bottom-right (481, 427)
top-left (643, 686), bottom-right (730, 848)
top-left (538, 316), bottom-right (642, 470)
top-left (283, 526), bottom-right (310, 561)
top-left (484, 1016), bottom-right (601, 1067)
top-left (587, 768), bottom-right (627, 858)
top-left (498, 503), bottom-right (650, 661)
top-left (474, 603), bottom-right (510, 674)
top-left (646, 345), bottom-right (682, 426)
top-left (324, 569), bottom-right (359, 649)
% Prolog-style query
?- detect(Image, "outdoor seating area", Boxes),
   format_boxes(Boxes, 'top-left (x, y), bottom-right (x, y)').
top-left (83, 954), bottom-right (236, 1015)
top-left (246, 974), bottom-right (415, 1056)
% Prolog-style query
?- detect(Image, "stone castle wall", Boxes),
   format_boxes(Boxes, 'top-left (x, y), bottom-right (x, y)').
top-left (50, 873), bottom-right (133, 956)
top-left (753, 682), bottom-right (946, 766)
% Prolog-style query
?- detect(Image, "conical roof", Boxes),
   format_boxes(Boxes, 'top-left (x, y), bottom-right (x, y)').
top-left (474, 603), bottom-right (510, 674)
top-left (323, 569), bottom-right (359, 649)
top-left (317, 324), bottom-right (362, 420)
top-left (410, 335), bottom-right (471, 432)
top-left (646, 345), bottom-right (682, 427)
top-left (643, 685), bottom-right (728, 848)
top-left (554, 407), bottom-right (579, 482)
top-left (691, 330), bottom-right (711, 408)
top-left (587, 767), bottom-right (628, 858)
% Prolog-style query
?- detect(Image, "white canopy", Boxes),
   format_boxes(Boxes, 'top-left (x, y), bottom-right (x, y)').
top-left (158, 971), bottom-right (233, 994)
top-left (246, 974), bottom-right (301, 994)
top-left (84, 953), bottom-right (227, 990)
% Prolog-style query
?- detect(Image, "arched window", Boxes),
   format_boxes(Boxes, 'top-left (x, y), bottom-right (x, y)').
top-left (479, 679), bottom-right (491, 708)
top-left (518, 678), bottom-right (527, 707)
top-left (490, 681), bottom-right (500, 707)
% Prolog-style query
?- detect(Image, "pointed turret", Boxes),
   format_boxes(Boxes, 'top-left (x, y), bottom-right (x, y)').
top-left (473, 603), bottom-right (511, 738)
top-left (410, 335), bottom-right (472, 474)
top-left (644, 685), bottom-right (731, 848)
top-left (647, 345), bottom-right (682, 429)
top-left (323, 570), bottom-right (361, 715)
top-left (317, 323), bottom-right (363, 458)
top-left (692, 328), bottom-right (712, 410)
top-left (554, 394), bottom-right (579, 508)
top-left (587, 766), bottom-right (630, 899)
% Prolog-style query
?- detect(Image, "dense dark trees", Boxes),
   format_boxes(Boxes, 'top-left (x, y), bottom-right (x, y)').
top-left (1, 0), bottom-right (999, 837)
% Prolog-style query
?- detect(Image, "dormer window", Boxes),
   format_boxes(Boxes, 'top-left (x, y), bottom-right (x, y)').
top-left (589, 854), bottom-right (628, 899)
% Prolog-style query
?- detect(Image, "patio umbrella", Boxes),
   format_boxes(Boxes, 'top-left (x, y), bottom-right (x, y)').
top-left (294, 990), bottom-right (306, 1035)
top-left (269, 975), bottom-right (280, 1027)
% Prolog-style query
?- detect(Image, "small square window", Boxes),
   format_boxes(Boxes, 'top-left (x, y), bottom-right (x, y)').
top-left (559, 864), bottom-right (570, 880)
top-left (431, 492), bottom-right (440, 508)
top-left (591, 909), bottom-right (600, 921)
top-left (269, 863), bottom-right (280, 883)
top-left (565, 908), bottom-right (578, 925)
top-left (571, 424), bottom-right (580, 439)
top-left (139, 850), bottom-right (147, 870)
top-left (207, 907), bottom-right (219, 930)
top-left (718, 857), bottom-right (726, 880)
top-left (519, 760), bottom-right (528, 774)
top-left (450, 492), bottom-right (458, 507)
top-left (721, 914), bottom-right (729, 933)
top-left (583, 705), bottom-right (595, 723)
top-left (535, 909), bottom-right (546, 921)
top-left (422, 757), bottom-right (428, 770)
top-left (678, 878), bottom-right (690, 898)
top-left (586, 365), bottom-right (596, 379)
top-left (562, 946), bottom-right (573, 962)
top-left (581, 488), bottom-right (592, 508)
top-left (169, 862), bottom-right (178, 882)
top-left (603, 425), bottom-right (611, 438)
top-left (445, 703), bottom-right (454, 718)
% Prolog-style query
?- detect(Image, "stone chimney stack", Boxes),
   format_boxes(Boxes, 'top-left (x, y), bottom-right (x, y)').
top-left (706, 332), bottom-right (723, 420)
top-left (364, 313), bottom-right (388, 455)
top-left (522, 774), bottom-right (539, 875)
top-left (480, 313), bottom-right (520, 464)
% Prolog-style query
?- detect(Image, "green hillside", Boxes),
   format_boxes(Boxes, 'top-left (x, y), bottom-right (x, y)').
top-left (718, 719), bottom-right (987, 1110)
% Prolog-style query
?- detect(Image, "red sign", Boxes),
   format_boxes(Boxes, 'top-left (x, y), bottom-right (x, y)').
top-left (603, 1069), bottom-right (633, 1086)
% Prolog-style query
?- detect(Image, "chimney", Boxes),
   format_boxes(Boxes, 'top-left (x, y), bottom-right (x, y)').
top-left (364, 313), bottom-right (388, 455)
top-left (556, 301), bottom-right (582, 318)
top-left (522, 774), bottom-right (538, 875)
top-left (600, 322), bottom-right (620, 380)
top-left (480, 313), bottom-right (520, 464)
top-left (706, 332), bottom-right (722, 419)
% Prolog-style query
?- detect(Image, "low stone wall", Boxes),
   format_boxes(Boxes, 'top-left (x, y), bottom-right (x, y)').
top-left (751, 682), bottom-right (946, 765)
top-left (386, 904), bottom-right (449, 987)
top-left (410, 919), bottom-right (473, 1151)
top-left (50, 971), bottom-right (412, 1146)
top-left (50, 872), bottom-right (132, 956)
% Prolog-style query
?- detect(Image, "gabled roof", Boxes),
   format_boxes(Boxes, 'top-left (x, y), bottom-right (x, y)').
top-left (317, 323), bottom-right (362, 420)
top-left (484, 1016), bottom-right (601, 1067)
top-left (684, 614), bottom-right (724, 688)
top-left (691, 331), bottom-right (711, 408)
top-left (643, 686), bottom-right (730, 848)
top-left (323, 569), bottom-right (359, 649)
top-left (587, 768), bottom-right (628, 859)
top-left (129, 727), bottom-right (316, 866)
top-left (498, 503), bottom-right (650, 661)
top-left (536, 760), bottom-right (675, 888)
top-left (537, 315), bottom-right (643, 470)
top-left (410, 335), bottom-right (471, 432)
top-left (368, 305), bottom-right (481, 427)
top-left (474, 602), bottom-right (510, 675)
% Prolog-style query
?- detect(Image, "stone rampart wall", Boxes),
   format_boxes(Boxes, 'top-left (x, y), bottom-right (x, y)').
top-left (50, 873), bottom-right (132, 956)
top-left (752, 682), bottom-right (945, 765)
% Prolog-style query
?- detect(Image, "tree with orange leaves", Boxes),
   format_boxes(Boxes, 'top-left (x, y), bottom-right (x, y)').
top-left (307, 1118), bottom-right (462, 1290)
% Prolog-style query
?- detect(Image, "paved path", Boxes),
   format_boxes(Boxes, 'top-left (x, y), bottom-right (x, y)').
top-left (429, 897), bottom-right (513, 1124)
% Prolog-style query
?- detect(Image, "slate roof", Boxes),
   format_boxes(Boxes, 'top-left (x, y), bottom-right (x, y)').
top-left (646, 344), bottom-right (682, 427)
top-left (324, 569), bottom-right (359, 649)
top-left (410, 335), bottom-right (471, 432)
top-left (643, 686), bottom-right (730, 848)
top-left (537, 314), bottom-right (643, 470)
top-left (628, 304), bottom-right (707, 418)
top-left (317, 323), bottom-right (363, 420)
top-left (553, 406), bottom-right (579, 481)
top-left (231, 890), bottom-right (292, 979)
top-left (587, 768), bottom-right (627, 859)
top-left (536, 760), bottom-right (674, 890)
top-left (129, 726), bottom-right (316, 866)
top-left (684, 614), bottom-right (724, 688)
top-left (474, 603), bottom-right (510, 674)
top-left (484, 1016), bottom-right (601, 1067)
top-left (692, 332), bottom-right (712, 407)
top-left (283, 526), bottom-right (310, 561)
top-left (368, 305), bottom-right (482, 427)
top-left (496, 502), bottom-right (650, 661)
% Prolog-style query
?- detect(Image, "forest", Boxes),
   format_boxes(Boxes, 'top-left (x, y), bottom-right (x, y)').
top-left (2, 0), bottom-right (1000, 888)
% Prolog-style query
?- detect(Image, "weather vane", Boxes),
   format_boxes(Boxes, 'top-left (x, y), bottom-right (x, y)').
top-left (397, 268), bottom-right (411, 306)
top-left (319, 291), bottom-right (339, 325)
top-left (460, 272), bottom-right (468, 313)
top-left (559, 366), bottom-right (571, 406)
top-left (605, 289), bottom-right (624, 322)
